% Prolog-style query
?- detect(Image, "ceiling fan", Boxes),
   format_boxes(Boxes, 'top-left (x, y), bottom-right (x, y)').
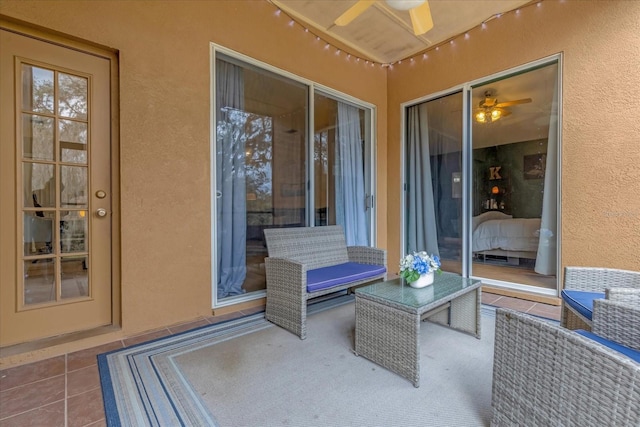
top-left (334, 0), bottom-right (434, 36)
top-left (475, 90), bottom-right (532, 124)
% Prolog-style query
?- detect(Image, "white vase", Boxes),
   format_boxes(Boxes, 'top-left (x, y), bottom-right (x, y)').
top-left (409, 271), bottom-right (435, 288)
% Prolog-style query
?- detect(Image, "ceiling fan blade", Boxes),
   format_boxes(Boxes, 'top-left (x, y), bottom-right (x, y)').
top-left (409, 1), bottom-right (433, 35)
top-left (495, 98), bottom-right (532, 108)
top-left (497, 108), bottom-right (511, 117)
top-left (334, 0), bottom-right (375, 26)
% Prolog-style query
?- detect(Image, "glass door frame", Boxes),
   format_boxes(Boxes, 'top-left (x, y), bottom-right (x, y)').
top-left (401, 53), bottom-right (562, 297)
top-left (210, 44), bottom-right (377, 308)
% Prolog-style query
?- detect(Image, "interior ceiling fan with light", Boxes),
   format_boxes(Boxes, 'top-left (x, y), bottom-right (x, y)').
top-left (335, 0), bottom-right (434, 36)
top-left (475, 90), bottom-right (532, 124)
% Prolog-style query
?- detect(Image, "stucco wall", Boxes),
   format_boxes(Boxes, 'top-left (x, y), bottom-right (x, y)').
top-left (0, 0), bottom-right (388, 337)
top-left (387, 0), bottom-right (640, 274)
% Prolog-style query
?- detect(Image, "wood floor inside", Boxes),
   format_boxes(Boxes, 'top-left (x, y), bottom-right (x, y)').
top-left (441, 258), bottom-right (556, 290)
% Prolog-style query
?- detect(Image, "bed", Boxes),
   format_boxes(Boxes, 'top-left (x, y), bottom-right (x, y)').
top-left (472, 211), bottom-right (540, 262)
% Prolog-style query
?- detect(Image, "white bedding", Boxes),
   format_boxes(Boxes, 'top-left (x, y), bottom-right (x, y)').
top-left (472, 212), bottom-right (541, 253)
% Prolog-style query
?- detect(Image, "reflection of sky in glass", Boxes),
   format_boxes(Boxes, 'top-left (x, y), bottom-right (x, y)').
top-left (58, 73), bottom-right (88, 120)
top-left (25, 66), bottom-right (54, 113)
top-left (32, 66), bottom-right (52, 82)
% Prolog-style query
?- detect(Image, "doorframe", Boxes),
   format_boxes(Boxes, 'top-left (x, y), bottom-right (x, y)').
top-left (0, 15), bottom-right (122, 338)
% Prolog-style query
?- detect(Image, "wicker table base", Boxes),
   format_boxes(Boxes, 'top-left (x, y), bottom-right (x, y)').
top-left (354, 273), bottom-right (481, 387)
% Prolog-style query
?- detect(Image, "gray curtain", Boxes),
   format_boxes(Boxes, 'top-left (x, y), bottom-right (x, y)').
top-left (335, 102), bottom-right (369, 246)
top-left (406, 103), bottom-right (440, 256)
top-left (216, 59), bottom-right (247, 298)
top-left (535, 76), bottom-right (558, 275)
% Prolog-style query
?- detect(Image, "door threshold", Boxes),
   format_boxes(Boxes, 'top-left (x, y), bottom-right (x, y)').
top-left (482, 285), bottom-right (561, 306)
top-left (0, 325), bottom-right (121, 360)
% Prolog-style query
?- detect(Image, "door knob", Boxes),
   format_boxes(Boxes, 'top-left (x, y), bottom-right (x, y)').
top-left (96, 208), bottom-right (107, 217)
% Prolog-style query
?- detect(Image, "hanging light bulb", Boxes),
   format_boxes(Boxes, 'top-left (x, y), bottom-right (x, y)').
top-left (491, 109), bottom-right (502, 121)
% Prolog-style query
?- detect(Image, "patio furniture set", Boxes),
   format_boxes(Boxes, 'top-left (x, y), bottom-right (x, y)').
top-left (263, 226), bottom-right (639, 423)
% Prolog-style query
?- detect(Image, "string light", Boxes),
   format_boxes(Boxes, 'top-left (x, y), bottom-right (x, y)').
top-left (266, 0), bottom-right (548, 70)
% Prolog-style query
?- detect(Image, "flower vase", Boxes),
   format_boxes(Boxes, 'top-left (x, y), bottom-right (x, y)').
top-left (409, 271), bottom-right (435, 289)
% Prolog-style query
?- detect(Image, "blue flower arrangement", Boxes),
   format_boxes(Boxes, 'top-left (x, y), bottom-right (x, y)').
top-left (399, 251), bottom-right (441, 283)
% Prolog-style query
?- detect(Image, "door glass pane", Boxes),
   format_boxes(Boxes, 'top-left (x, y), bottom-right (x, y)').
top-left (61, 256), bottom-right (88, 299)
top-left (61, 165), bottom-right (87, 208)
top-left (58, 73), bottom-right (88, 120)
top-left (21, 65), bottom-right (54, 114)
top-left (22, 114), bottom-right (54, 161)
top-left (405, 92), bottom-right (463, 274)
top-left (23, 259), bottom-right (56, 305)
top-left (60, 119), bottom-right (88, 164)
top-left (314, 93), bottom-right (370, 246)
top-left (215, 53), bottom-right (307, 302)
top-left (60, 210), bottom-right (87, 253)
top-left (23, 211), bottom-right (54, 256)
top-left (23, 163), bottom-right (55, 208)
top-left (471, 62), bottom-right (558, 288)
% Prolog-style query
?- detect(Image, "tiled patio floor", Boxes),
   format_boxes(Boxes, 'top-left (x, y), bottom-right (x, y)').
top-left (0, 293), bottom-right (561, 427)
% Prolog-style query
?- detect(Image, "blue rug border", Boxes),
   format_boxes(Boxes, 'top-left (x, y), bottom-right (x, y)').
top-left (97, 310), bottom-right (269, 427)
top-left (97, 293), bottom-right (355, 426)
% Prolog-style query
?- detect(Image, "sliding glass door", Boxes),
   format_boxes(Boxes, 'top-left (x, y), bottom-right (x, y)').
top-left (403, 56), bottom-right (560, 294)
top-left (212, 48), bottom-right (375, 307)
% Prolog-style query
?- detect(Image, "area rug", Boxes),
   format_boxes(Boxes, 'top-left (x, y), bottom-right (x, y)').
top-left (99, 295), bottom-right (498, 427)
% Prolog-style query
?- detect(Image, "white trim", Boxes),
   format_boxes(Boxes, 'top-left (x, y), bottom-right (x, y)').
top-left (474, 277), bottom-right (558, 297)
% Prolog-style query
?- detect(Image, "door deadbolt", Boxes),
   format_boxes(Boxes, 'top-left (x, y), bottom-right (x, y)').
top-left (96, 190), bottom-right (107, 199)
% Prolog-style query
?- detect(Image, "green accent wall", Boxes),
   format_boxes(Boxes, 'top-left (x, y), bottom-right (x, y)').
top-left (473, 139), bottom-right (547, 218)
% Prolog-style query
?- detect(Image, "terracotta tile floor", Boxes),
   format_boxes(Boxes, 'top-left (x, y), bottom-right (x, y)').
top-left (0, 294), bottom-right (560, 426)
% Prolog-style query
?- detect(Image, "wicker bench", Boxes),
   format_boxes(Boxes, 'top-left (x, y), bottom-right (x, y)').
top-left (263, 225), bottom-right (387, 339)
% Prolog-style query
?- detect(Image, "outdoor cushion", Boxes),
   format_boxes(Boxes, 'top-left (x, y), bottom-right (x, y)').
top-left (307, 262), bottom-right (387, 293)
top-left (561, 290), bottom-right (605, 321)
top-left (575, 330), bottom-right (640, 363)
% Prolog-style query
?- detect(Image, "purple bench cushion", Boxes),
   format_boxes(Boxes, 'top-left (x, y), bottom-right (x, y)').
top-left (307, 262), bottom-right (386, 293)
top-left (575, 330), bottom-right (640, 363)
top-left (561, 290), bottom-right (605, 321)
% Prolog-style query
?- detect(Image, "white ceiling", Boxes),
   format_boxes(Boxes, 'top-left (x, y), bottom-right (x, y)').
top-left (271, 0), bottom-right (532, 64)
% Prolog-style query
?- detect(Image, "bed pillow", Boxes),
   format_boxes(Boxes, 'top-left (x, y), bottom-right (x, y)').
top-left (472, 211), bottom-right (513, 231)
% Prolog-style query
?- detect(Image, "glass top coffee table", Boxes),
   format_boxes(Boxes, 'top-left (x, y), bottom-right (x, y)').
top-left (354, 272), bottom-right (482, 387)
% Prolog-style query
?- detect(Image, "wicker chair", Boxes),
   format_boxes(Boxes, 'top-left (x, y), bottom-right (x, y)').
top-left (561, 266), bottom-right (640, 331)
top-left (593, 297), bottom-right (640, 351)
top-left (491, 308), bottom-right (640, 426)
